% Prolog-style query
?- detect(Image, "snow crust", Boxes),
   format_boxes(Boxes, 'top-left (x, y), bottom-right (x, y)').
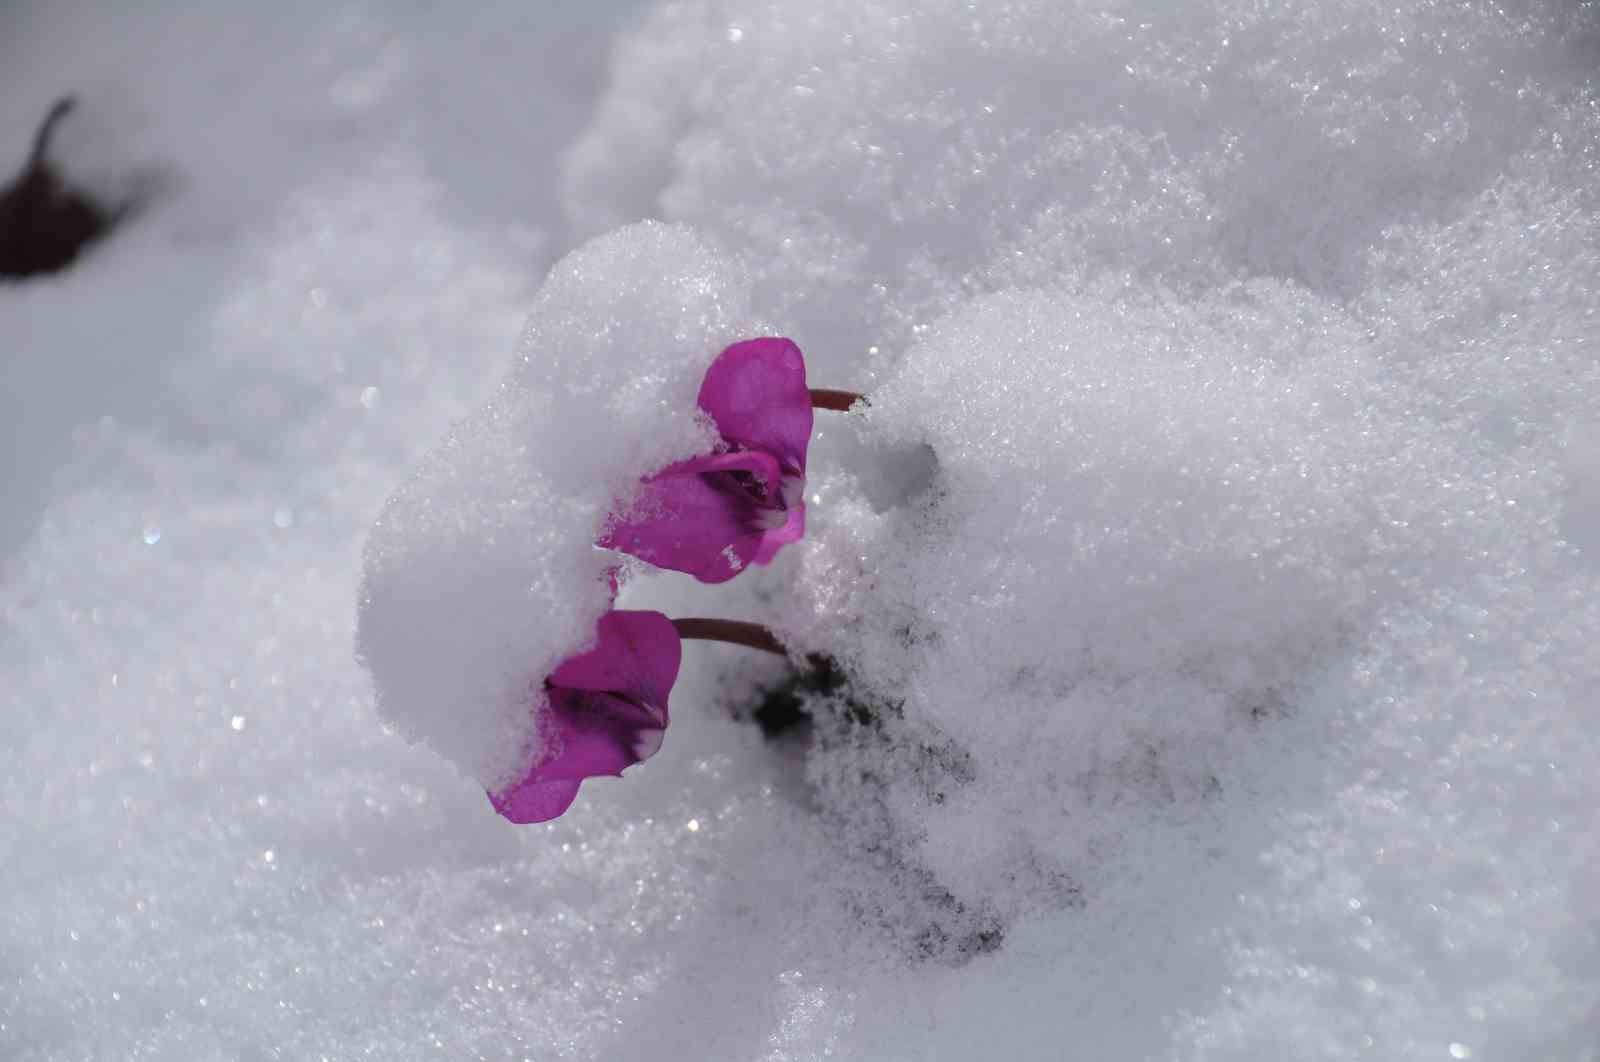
top-left (4, 0), bottom-right (1600, 1059)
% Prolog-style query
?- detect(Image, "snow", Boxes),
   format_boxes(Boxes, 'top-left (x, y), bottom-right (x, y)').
top-left (4, 0), bottom-right (1600, 1059)
top-left (359, 221), bottom-right (755, 789)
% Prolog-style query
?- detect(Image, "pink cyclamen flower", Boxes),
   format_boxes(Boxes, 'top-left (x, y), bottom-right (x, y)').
top-left (600, 337), bottom-right (813, 583)
top-left (490, 609), bottom-right (682, 824)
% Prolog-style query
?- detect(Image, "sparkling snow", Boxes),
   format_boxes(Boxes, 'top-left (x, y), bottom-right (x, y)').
top-left (3, 1), bottom-right (1599, 1059)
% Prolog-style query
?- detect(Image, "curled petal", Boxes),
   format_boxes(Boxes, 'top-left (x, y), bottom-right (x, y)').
top-left (547, 609), bottom-right (682, 711)
top-left (749, 475), bottom-right (805, 565)
top-left (697, 337), bottom-right (814, 474)
top-left (598, 338), bottom-right (814, 582)
top-left (533, 689), bottom-right (664, 780)
top-left (489, 610), bottom-right (680, 824)
top-left (599, 451), bottom-right (785, 584)
top-left (490, 778), bottom-right (581, 824)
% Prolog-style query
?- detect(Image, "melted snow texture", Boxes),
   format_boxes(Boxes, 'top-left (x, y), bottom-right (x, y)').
top-left (4, 0), bottom-right (1600, 1060)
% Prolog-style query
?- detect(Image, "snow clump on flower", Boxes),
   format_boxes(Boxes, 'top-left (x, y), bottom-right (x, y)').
top-left (357, 221), bottom-right (760, 792)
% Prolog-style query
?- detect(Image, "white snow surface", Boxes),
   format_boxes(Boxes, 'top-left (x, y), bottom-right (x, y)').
top-left (4, 1), bottom-right (1600, 1060)
top-left (359, 223), bottom-right (754, 790)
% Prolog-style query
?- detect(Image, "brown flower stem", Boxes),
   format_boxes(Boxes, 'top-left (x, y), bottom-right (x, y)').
top-left (672, 617), bottom-right (787, 656)
top-left (809, 388), bottom-right (866, 412)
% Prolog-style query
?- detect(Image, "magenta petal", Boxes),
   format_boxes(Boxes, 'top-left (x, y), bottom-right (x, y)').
top-left (490, 777), bottom-right (582, 824)
top-left (697, 337), bottom-right (814, 473)
top-left (599, 451), bottom-right (781, 583)
top-left (548, 610), bottom-right (682, 710)
top-left (536, 689), bottom-right (663, 779)
top-left (596, 338), bottom-right (814, 583)
top-left (750, 500), bottom-right (805, 565)
top-left (489, 610), bottom-right (680, 825)
top-left (489, 699), bottom-right (658, 823)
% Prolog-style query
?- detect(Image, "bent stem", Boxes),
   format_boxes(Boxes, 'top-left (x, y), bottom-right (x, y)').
top-left (673, 617), bottom-right (787, 656)
top-left (809, 388), bottom-right (866, 412)
top-left (29, 98), bottom-right (76, 172)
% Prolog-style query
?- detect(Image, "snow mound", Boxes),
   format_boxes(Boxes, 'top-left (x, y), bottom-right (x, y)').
top-left (568, 0), bottom-right (1600, 1051)
top-left (796, 283), bottom-right (1381, 918)
top-left (5, 0), bottom-right (1600, 1058)
top-left (358, 221), bottom-right (756, 790)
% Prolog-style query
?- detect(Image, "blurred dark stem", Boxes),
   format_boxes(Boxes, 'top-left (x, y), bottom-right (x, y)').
top-left (30, 98), bottom-right (76, 169)
top-left (810, 388), bottom-right (866, 411)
